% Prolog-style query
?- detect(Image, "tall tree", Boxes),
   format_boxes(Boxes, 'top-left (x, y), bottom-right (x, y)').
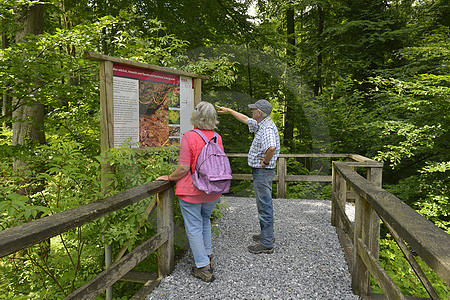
top-left (284, 4), bottom-right (295, 148)
top-left (2, 20), bottom-right (12, 128)
top-left (12, 2), bottom-right (46, 175)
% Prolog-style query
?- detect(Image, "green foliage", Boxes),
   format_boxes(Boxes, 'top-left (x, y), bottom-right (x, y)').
top-left (287, 182), bottom-right (332, 200)
top-left (0, 137), bottom-right (106, 297)
top-left (1, 0), bottom-right (449, 298)
top-left (0, 136), bottom-right (180, 298)
top-left (0, 4), bottom-right (188, 296)
top-left (373, 235), bottom-right (450, 298)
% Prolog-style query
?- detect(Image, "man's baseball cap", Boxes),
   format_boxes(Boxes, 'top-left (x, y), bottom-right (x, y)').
top-left (248, 99), bottom-right (272, 115)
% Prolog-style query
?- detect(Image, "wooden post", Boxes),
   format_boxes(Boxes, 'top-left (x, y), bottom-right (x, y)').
top-left (352, 194), bottom-right (369, 295)
top-left (353, 192), bottom-right (380, 297)
top-left (194, 78), bottom-right (202, 107)
top-left (367, 167), bottom-right (382, 187)
top-left (366, 166), bottom-right (382, 261)
top-left (331, 163), bottom-right (346, 228)
top-left (277, 157), bottom-right (287, 198)
top-left (100, 60), bottom-right (114, 300)
top-left (157, 187), bottom-right (175, 277)
top-left (337, 173), bottom-right (347, 229)
top-left (331, 163), bottom-right (337, 226)
top-left (100, 60), bottom-right (115, 188)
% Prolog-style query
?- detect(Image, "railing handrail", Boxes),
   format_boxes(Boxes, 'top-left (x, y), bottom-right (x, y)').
top-left (226, 153), bottom-right (382, 198)
top-left (0, 181), bottom-right (174, 259)
top-left (333, 162), bottom-right (450, 299)
top-left (5, 153), bottom-right (446, 299)
top-left (226, 152), bottom-right (382, 163)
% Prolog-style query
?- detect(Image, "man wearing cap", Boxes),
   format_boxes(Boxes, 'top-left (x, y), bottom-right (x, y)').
top-left (217, 99), bottom-right (280, 254)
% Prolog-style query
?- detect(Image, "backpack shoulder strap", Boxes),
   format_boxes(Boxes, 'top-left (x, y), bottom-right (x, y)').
top-left (192, 129), bottom-right (215, 144)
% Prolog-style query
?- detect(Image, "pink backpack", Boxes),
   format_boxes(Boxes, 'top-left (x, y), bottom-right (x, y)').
top-left (191, 129), bottom-right (232, 194)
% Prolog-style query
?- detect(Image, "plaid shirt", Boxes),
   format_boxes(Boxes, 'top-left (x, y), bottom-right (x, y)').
top-left (247, 117), bottom-right (280, 169)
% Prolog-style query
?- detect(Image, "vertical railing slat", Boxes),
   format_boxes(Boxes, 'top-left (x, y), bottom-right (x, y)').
top-left (352, 194), bottom-right (368, 295)
top-left (157, 187), bottom-right (175, 277)
top-left (277, 157), bottom-right (287, 198)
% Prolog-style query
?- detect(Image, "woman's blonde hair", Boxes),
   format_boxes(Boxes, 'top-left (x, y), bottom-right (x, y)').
top-left (190, 101), bottom-right (219, 130)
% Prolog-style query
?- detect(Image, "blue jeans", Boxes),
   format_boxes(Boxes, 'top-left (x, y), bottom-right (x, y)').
top-left (252, 168), bottom-right (276, 248)
top-left (179, 198), bottom-right (219, 268)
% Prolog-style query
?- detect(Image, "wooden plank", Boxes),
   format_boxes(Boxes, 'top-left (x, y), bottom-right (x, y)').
top-left (334, 162), bottom-right (450, 286)
top-left (331, 164), bottom-right (338, 227)
top-left (384, 222), bottom-right (441, 300)
top-left (65, 230), bottom-right (168, 300)
top-left (352, 195), bottom-right (367, 295)
top-left (344, 161), bottom-right (384, 168)
top-left (366, 167), bottom-right (382, 261)
top-left (338, 172), bottom-right (348, 228)
top-left (84, 51), bottom-right (208, 80)
top-left (277, 153), bottom-right (350, 158)
top-left (277, 157), bottom-right (286, 198)
top-left (348, 154), bottom-right (380, 164)
top-left (99, 60), bottom-right (114, 195)
top-left (232, 174), bottom-right (331, 182)
top-left (231, 174), bottom-right (253, 180)
top-left (226, 153), bottom-right (249, 158)
top-left (157, 188), bottom-right (175, 277)
top-left (367, 167), bottom-right (383, 187)
top-left (120, 271), bottom-right (158, 283)
top-left (285, 175), bottom-right (332, 182)
top-left (0, 181), bottom-right (174, 258)
top-left (99, 59), bottom-right (115, 300)
top-left (357, 238), bottom-right (407, 300)
top-left (346, 190), bottom-right (358, 200)
top-left (335, 227), bottom-right (354, 271)
top-left (335, 196), bottom-right (354, 238)
top-left (360, 196), bottom-right (374, 295)
top-left (99, 60), bottom-right (114, 152)
top-left (194, 78), bottom-right (202, 107)
top-left (131, 277), bottom-right (162, 300)
top-left (226, 153), bottom-right (351, 158)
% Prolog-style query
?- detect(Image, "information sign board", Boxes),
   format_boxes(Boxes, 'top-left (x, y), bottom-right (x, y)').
top-left (112, 63), bottom-right (194, 148)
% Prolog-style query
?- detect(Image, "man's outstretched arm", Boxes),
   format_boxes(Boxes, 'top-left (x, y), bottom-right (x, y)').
top-left (216, 105), bottom-right (249, 125)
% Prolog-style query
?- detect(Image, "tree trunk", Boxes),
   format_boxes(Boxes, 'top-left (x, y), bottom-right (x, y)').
top-left (12, 2), bottom-right (49, 260)
top-left (2, 21), bottom-right (12, 129)
top-left (314, 5), bottom-right (324, 97)
top-left (12, 3), bottom-right (46, 176)
top-left (12, 3), bottom-right (46, 145)
top-left (283, 7), bottom-right (295, 148)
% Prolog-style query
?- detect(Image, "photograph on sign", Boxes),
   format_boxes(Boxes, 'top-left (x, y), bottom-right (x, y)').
top-left (168, 109), bottom-right (180, 125)
top-left (139, 80), bottom-right (179, 147)
top-left (113, 63), bottom-right (185, 148)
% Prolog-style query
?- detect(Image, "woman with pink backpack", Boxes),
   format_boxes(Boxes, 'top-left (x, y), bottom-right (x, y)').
top-left (156, 101), bottom-right (229, 283)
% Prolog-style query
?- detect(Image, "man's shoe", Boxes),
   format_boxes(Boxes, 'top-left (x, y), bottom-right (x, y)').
top-left (252, 234), bottom-right (275, 243)
top-left (247, 243), bottom-right (274, 254)
top-left (191, 266), bottom-right (215, 282)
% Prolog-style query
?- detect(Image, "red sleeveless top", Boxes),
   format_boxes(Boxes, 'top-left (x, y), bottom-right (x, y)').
top-left (176, 128), bottom-right (223, 203)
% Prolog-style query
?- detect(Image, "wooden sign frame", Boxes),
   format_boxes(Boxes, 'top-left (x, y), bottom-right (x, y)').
top-left (84, 52), bottom-right (207, 299)
top-left (84, 51), bottom-right (207, 153)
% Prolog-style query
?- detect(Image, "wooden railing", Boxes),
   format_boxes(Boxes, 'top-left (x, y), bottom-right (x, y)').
top-left (227, 153), bottom-right (378, 198)
top-left (1, 153), bottom-right (448, 300)
top-left (0, 181), bottom-right (175, 300)
top-left (332, 161), bottom-right (450, 299)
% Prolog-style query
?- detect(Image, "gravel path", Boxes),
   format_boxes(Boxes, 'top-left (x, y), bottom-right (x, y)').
top-left (147, 197), bottom-right (359, 300)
